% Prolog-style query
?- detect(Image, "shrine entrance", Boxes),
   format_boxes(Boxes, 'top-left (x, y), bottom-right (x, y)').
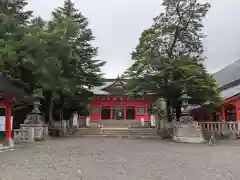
top-left (112, 106), bottom-right (124, 120)
top-left (101, 106), bottom-right (111, 120)
top-left (126, 106), bottom-right (135, 120)
top-left (225, 104), bottom-right (236, 121)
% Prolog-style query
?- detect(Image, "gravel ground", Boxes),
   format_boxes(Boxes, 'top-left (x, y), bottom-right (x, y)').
top-left (0, 137), bottom-right (240, 180)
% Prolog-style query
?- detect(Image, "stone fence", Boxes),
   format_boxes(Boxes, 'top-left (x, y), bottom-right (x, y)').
top-left (13, 124), bottom-right (48, 142)
top-left (53, 120), bottom-right (68, 129)
top-left (13, 128), bottom-right (34, 142)
top-left (198, 121), bottom-right (240, 133)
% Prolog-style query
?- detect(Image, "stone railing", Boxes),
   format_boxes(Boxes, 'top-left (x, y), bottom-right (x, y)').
top-left (13, 127), bottom-right (34, 142)
top-left (20, 124), bottom-right (48, 136)
top-left (198, 121), bottom-right (240, 133)
top-left (13, 124), bottom-right (48, 142)
top-left (53, 120), bottom-right (68, 129)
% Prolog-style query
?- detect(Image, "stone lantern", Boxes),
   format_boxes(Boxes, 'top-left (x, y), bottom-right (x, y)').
top-left (23, 91), bottom-right (46, 141)
top-left (24, 92), bottom-right (44, 125)
top-left (172, 91), bottom-right (205, 143)
top-left (179, 93), bottom-right (192, 124)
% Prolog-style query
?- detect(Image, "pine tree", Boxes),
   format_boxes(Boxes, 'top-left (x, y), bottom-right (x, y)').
top-left (46, 0), bottom-right (105, 122)
top-left (0, 0), bottom-right (32, 87)
top-left (49, 0), bottom-right (105, 92)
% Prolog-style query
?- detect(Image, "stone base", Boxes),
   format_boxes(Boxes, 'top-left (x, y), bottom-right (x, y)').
top-left (8, 138), bottom-right (15, 148)
top-left (3, 138), bottom-right (15, 147)
top-left (173, 124), bottom-right (205, 143)
top-left (0, 138), bottom-right (15, 151)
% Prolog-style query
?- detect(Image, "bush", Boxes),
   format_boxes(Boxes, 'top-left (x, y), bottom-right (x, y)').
top-left (220, 130), bottom-right (237, 140)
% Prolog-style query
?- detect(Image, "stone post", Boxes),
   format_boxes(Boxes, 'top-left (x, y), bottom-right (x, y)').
top-left (156, 98), bottom-right (167, 134)
top-left (141, 118), bottom-right (145, 127)
top-left (150, 115), bottom-right (156, 127)
top-left (34, 127), bottom-right (44, 141)
top-left (27, 127), bottom-right (34, 142)
top-left (86, 117), bottom-right (90, 127)
top-left (43, 126), bottom-right (48, 136)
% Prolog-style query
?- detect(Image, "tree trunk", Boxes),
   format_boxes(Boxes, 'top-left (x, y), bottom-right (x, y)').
top-left (157, 112), bottom-right (162, 131)
top-left (43, 91), bottom-right (53, 127)
top-left (59, 95), bottom-right (64, 129)
top-left (175, 100), bottom-right (181, 121)
top-left (166, 100), bottom-right (172, 122)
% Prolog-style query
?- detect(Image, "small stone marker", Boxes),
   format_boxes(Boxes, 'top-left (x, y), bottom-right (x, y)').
top-left (150, 115), bottom-right (156, 127)
top-left (86, 117), bottom-right (90, 127)
top-left (141, 118), bottom-right (145, 127)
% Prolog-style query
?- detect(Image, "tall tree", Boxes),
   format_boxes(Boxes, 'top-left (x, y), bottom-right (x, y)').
top-left (50, 0), bottom-right (105, 88)
top-left (126, 0), bottom-right (220, 121)
top-left (23, 16), bottom-right (68, 124)
top-left (48, 0), bottom-right (105, 122)
top-left (0, 0), bottom-right (32, 87)
top-left (22, 0), bottom-right (105, 124)
top-left (0, 0), bottom-right (105, 126)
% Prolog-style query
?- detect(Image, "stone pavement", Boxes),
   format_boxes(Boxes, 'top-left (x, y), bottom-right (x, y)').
top-left (0, 137), bottom-right (240, 180)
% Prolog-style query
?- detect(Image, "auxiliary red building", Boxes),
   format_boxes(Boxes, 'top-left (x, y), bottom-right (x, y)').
top-left (0, 72), bottom-right (28, 148)
top-left (192, 59), bottom-right (240, 122)
top-left (89, 77), bottom-right (155, 121)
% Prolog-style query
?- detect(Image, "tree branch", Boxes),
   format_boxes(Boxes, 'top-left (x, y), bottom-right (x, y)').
top-left (168, 0), bottom-right (182, 58)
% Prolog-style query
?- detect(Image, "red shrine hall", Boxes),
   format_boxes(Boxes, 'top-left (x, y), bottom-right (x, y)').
top-left (89, 77), bottom-right (155, 120)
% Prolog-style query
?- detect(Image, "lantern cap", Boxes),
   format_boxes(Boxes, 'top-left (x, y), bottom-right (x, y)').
top-left (180, 93), bottom-right (192, 100)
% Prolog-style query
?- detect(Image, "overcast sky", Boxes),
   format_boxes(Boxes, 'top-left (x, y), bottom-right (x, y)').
top-left (27, 0), bottom-right (240, 78)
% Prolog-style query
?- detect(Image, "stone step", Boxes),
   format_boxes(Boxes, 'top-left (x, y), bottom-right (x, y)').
top-left (90, 120), bottom-right (151, 128)
top-left (71, 128), bottom-right (158, 136)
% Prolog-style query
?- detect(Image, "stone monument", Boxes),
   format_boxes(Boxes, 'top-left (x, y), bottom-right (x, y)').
top-left (22, 97), bottom-right (46, 140)
top-left (24, 99), bottom-right (44, 124)
top-left (155, 98), bottom-right (173, 138)
top-left (172, 92), bottom-right (205, 143)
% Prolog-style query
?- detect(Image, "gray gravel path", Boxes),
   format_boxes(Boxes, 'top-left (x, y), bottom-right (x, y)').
top-left (0, 137), bottom-right (240, 180)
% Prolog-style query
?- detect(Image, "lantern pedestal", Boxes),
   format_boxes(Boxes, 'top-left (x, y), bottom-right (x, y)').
top-left (173, 123), bottom-right (205, 143)
top-left (172, 91), bottom-right (205, 143)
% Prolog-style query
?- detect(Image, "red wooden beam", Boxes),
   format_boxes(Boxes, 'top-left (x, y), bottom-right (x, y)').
top-left (224, 95), bottom-right (240, 104)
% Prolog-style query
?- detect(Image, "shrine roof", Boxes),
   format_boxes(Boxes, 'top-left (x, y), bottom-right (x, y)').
top-left (91, 78), bottom-right (128, 95)
top-left (212, 59), bottom-right (240, 100)
top-left (0, 73), bottom-right (27, 101)
top-left (213, 59), bottom-right (240, 88)
top-left (220, 83), bottom-right (240, 100)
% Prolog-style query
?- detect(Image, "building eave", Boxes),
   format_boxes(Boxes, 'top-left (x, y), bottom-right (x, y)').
top-left (0, 73), bottom-right (28, 102)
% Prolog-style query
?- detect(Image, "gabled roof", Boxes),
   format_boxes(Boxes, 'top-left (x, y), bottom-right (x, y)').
top-left (91, 77), bottom-right (128, 95)
top-left (212, 59), bottom-right (240, 100)
top-left (0, 73), bottom-right (27, 101)
top-left (213, 59), bottom-right (240, 88)
top-left (220, 83), bottom-right (240, 100)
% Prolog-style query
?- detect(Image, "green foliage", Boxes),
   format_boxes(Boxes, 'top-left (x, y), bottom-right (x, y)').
top-left (47, 0), bottom-right (105, 95)
top-left (126, 0), bottom-right (221, 120)
top-left (47, 0), bottom-right (105, 121)
top-left (0, 0), bottom-right (33, 89)
top-left (0, 0), bottom-right (105, 123)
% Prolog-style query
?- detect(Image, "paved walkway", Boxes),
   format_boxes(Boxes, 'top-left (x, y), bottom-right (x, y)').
top-left (0, 137), bottom-right (240, 180)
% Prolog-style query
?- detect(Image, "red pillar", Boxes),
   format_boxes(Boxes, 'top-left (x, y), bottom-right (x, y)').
top-left (5, 97), bottom-right (12, 141)
top-left (236, 106), bottom-right (240, 121)
top-left (110, 106), bottom-right (112, 120)
top-left (220, 106), bottom-right (226, 121)
top-left (99, 106), bottom-right (102, 120)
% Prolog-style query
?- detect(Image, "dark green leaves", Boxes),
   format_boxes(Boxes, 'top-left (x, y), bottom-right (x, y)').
top-left (126, 0), bottom-right (220, 112)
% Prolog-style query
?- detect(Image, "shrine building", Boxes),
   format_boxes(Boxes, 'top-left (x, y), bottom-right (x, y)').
top-left (192, 59), bottom-right (240, 122)
top-left (0, 72), bottom-right (28, 148)
top-left (89, 76), bottom-right (155, 121)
